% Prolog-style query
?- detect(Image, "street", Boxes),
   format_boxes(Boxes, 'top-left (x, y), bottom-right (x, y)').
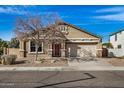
top-left (0, 71), bottom-right (124, 88)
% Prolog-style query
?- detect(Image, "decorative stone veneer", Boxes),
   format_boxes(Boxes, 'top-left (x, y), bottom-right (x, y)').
top-left (47, 49), bottom-right (52, 58)
top-left (61, 49), bottom-right (66, 57)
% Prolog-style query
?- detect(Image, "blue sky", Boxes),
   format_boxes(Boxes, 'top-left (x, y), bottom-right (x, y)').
top-left (1, 5), bottom-right (124, 42)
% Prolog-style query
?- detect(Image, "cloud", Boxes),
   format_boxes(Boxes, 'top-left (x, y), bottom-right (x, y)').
top-left (0, 6), bottom-right (62, 16)
top-left (0, 6), bottom-right (27, 15)
top-left (93, 6), bottom-right (124, 21)
top-left (93, 13), bottom-right (124, 21)
top-left (95, 7), bottom-right (124, 13)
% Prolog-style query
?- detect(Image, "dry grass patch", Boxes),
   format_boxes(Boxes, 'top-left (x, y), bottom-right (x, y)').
top-left (108, 58), bottom-right (124, 66)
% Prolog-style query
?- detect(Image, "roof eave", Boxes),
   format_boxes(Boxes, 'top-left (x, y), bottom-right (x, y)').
top-left (110, 29), bottom-right (124, 36)
top-left (60, 21), bottom-right (101, 39)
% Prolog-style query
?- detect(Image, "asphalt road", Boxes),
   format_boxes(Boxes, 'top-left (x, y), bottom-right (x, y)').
top-left (0, 71), bottom-right (124, 88)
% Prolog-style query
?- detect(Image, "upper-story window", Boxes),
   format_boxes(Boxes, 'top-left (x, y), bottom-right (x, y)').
top-left (58, 25), bottom-right (68, 32)
top-left (115, 34), bottom-right (117, 41)
top-left (118, 44), bottom-right (122, 49)
top-left (30, 41), bottom-right (43, 53)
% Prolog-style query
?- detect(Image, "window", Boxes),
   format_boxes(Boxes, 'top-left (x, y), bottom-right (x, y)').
top-left (38, 45), bottom-right (42, 52)
top-left (30, 41), bottom-right (43, 53)
top-left (58, 25), bottom-right (68, 32)
top-left (115, 34), bottom-right (117, 41)
top-left (30, 41), bottom-right (36, 52)
top-left (118, 44), bottom-right (121, 49)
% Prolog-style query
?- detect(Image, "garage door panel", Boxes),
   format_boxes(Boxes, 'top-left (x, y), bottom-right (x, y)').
top-left (78, 45), bottom-right (96, 57)
top-left (66, 44), bottom-right (78, 57)
top-left (66, 43), bottom-right (96, 57)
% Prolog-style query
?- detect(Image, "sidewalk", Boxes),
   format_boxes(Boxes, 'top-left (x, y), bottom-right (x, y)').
top-left (0, 67), bottom-right (76, 71)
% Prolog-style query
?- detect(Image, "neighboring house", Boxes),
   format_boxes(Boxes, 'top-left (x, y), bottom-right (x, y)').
top-left (109, 29), bottom-right (124, 57)
top-left (16, 22), bottom-right (102, 59)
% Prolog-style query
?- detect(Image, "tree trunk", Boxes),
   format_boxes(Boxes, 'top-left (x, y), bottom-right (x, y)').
top-left (35, 45), bottom-right (38, 61)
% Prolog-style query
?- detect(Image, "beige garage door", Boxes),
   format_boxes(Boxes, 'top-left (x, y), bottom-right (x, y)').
top-left (78, 45), bottom-right (96, 57)
top-left (66, 44), bottom-right (96, 57)
top-left (67, 44), bottom-right (78, 57)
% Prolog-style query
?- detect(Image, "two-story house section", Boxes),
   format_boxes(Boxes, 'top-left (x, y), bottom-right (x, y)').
top-left (109, 29), bottom-right (124, 57)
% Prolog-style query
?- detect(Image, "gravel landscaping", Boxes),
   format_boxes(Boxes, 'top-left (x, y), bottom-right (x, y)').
top-left (1, 57), bottom-right (124, 67)
top-left (0, 58), bottom-right (68, 67)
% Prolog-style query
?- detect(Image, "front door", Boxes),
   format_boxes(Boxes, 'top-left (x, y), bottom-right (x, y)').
top-left (52, 43), bottom-right (61, 57)
top-left (24, 41), bottom-right (27, 57)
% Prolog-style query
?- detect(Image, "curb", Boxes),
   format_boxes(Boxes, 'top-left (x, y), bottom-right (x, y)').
top-left (0, 67), bottom-right (77, 71)
top-left (0, 66), bottom-right (124, 71)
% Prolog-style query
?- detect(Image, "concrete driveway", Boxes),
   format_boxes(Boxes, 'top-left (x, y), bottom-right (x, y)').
top-left (68, 58), bottom-right (116, 70)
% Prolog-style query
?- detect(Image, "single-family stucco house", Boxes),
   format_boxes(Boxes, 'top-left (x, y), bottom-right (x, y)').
top-left (18, 22), bottom-right (102, 59)
top-left (109, 29), bottom-right (124, 57)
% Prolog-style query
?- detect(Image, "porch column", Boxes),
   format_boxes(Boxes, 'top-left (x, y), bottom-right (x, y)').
top-left (96, 43), bottom-right (102, 58)
top-left (61, 42), bottom-right (66, 57)
top-left (19, 40), bottom-right (25, 58)
top-left (97, 49), bottom-right (102, 58)
top-left (48, 44), bottom-right (52, 58)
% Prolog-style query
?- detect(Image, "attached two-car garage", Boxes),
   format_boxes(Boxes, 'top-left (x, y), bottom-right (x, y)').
top-left (66, 43), bottom-right (97, 57)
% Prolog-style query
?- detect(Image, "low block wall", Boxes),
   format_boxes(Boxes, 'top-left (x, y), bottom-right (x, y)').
top-left (4, 48), bottom-right (20, 58)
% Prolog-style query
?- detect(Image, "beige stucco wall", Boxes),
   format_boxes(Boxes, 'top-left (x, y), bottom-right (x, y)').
top-left (96, 43), bottom-right (102, 49)
top-left (66, 26), bottom-right (99, 40)
top-left (5, 48), bottom-right (20, 58)
top-left (64, 26), bottom-right (102, 57)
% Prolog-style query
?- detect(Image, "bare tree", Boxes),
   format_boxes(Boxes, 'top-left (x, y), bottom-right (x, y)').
top-left (15, 13), bottom-right (67, 61)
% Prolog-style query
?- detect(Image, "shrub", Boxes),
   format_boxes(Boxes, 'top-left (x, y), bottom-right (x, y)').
top-left (1, 55), bottom-right (17, 65)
